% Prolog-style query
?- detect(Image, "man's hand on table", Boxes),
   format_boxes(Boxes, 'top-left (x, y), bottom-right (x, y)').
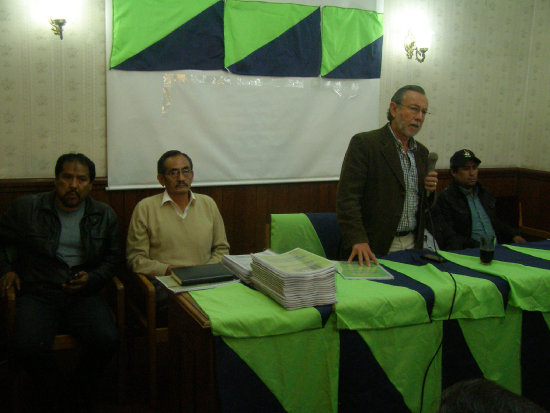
top-left (348, 243), bottom-right (378, 266)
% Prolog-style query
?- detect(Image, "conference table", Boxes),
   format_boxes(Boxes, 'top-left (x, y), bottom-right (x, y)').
top-left (167, 241), bottom-right (550, 413)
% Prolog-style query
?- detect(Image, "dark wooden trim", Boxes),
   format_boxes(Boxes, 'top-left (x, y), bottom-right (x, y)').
top-left (1, 168), bottom-right (549, 254)
top-left (517, 169), bottom-right (550, 232)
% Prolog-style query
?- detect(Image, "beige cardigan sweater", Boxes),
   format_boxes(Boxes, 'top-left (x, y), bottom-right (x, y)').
top-left (126, 192), bottom-right (229, 276)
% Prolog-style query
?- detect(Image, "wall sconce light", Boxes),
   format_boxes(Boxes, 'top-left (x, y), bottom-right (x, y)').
top-left (404, 29), bottom-right (432, 63)
top-left (49, 18), bottom-right (66, 40)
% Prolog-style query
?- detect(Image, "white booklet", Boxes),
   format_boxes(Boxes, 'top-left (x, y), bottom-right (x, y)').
top-left (251, 248), bottom-right (335, 276)
top-left (222, 249), bottom-right (277, 283)
top-left (335, 261), bottom-right (394, 280)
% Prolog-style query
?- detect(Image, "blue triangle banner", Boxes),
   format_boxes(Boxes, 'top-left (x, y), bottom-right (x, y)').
top-left (227, 9), bottom-right (321, 77)
top-left (113, 2), bottom-right (224, 71)
top-left (323, 36), bottom-right (383, 79)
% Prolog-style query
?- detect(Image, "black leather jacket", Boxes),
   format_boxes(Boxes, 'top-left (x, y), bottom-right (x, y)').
top-left (0, 191), bottom-right (122, 295)
top-left (432, 181), bottom-right (517, 251)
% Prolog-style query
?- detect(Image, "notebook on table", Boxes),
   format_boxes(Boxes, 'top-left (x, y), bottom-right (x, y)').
top-left (170, 263), bottom-right (236, 286)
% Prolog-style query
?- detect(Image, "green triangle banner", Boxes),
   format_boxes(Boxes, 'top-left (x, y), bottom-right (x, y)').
top-left (224, 0), bottom-right (319, 68)
top-left (321, 6), bottom-right (383, 77)
top-left (110, 0), bottom-right (219, 68)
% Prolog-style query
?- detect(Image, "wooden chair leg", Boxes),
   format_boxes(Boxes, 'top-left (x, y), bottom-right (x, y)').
top-left (10, 358), bottom-right (20, 413)
top-left (149, 328), bottom-right (157, 406)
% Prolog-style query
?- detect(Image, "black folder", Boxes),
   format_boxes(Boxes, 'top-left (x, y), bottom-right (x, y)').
top-left (170, 263), bottom-right (236, 286)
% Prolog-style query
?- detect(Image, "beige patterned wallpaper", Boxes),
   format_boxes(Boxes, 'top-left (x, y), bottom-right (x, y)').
top-left (380, 0), bottom-right (550, 170)
top-left (0, 0), bottom-right (549, 178)
top-left (0, 0), bottom-right (106, 179)
top-left (521, 0), bottom-right (550, 171)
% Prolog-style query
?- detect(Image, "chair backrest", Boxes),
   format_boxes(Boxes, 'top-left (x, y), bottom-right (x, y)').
top-left (269, 213), bottom-right (342, 260)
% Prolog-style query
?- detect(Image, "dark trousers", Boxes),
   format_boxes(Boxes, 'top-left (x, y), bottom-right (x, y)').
top-left (14, 292), bottom-right (118, 411)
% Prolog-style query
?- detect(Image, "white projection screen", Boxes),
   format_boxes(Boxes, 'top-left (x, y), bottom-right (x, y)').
top-left (106, 0), bottom-right (384, 189)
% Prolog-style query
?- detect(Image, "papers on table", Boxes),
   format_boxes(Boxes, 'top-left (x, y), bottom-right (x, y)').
top-left (250, 248), bottom-right (337, 310)
top-left (156, 275), bottom-right (239, 294)
top-left (222, 250), bottom-right (277, 284)
top-left (335, 261), bottom-right (394, 280)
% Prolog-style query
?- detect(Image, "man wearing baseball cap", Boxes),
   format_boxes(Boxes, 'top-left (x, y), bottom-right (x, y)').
top-left (434, 149), bottom-right (525, 250)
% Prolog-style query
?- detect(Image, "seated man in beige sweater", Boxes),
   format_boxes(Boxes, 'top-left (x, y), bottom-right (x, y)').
top-left (126, 150), bottom-right (230, 318)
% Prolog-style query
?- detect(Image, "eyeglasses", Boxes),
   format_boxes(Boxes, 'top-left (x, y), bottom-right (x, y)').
top-left (398, 104), bottom-right (430, 116)
top-left (166, 168), bottom-right (193, 178)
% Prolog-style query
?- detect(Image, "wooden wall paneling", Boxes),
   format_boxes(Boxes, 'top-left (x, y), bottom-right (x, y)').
top-left (289, 183), bottom-right (315, 213)
top-left (435, 169), bottom-right (452, 191)
top-left (100, 189), bottom-right (127, 250)
top-left (3, 168), bottom-right (549, 257)
top-left (255, 184), bottom-right (273, 251)
top-left (119, 189), bottom-right (138, 250)
top-left (0, 179), bottom-right (58, 212)
top-left (240, 185), bottom-right (265, 254)
top-left (265, 183), bottom-right (291, 214)
top-left (435, 168), bottom-right (518, 196)
top-left (217, 184), bottom-right (261, 255)
top-left (478, 169), bottom-right (519, 228)
top-left (475, 168), bottom-right (518, 197)
top-left (197, 186), bottom-right (223, 206)
top-left (518, 169), bottom-right (550, 232)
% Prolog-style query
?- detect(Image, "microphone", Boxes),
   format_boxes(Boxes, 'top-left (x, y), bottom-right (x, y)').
top-left (426, 152), bottom-right (438, 196)
top-left (427, 152), bottom-right (438, 173)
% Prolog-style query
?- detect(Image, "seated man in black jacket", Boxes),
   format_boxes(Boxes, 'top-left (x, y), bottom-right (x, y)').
top-left (434, 149), bottom-right (526, 250)
top-left (0, 153), bottom-right (122, 412)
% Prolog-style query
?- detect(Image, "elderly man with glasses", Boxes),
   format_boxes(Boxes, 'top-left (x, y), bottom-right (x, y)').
top-left (126, 150), bottom-right (229, 317)
top-left (336, 85), bottom-right (438, 266)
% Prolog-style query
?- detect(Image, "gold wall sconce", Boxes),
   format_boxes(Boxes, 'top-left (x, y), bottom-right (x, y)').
top-left (49, 18), bottom-right (66, 40)
top-left (404, 29), bottom-right (431, 63)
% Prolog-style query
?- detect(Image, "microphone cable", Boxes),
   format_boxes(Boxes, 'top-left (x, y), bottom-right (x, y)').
top-left (418, 200), bottom-right (458, 413)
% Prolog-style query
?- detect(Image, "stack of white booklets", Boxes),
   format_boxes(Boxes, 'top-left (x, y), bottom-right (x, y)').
top-left (250, 248), bottom-right (337, 310)
top-left (222, 250), bottom-right (277, 284)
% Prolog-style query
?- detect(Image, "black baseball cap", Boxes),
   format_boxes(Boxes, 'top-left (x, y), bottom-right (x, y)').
top-left (450, 149), bottom-right (481, 168)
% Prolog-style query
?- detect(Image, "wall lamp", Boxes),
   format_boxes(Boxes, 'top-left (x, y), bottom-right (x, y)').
top-left (49, 18), bottom-right (66, 40)
top-left (404, 29), bottom-right (432, 63)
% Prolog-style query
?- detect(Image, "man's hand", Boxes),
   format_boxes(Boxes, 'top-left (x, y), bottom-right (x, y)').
top-left (512, 235), bottom-right (527, 243)
top-left (62, 271), bottom-right (89, 293)
top-left (348, 243), bottom-right (378, 266)
top-left (424, 170), bottom-right (438, 192)
top-left (0, 272), bottom-right (20, 297)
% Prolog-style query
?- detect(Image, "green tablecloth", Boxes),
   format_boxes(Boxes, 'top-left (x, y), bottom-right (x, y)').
top-left (438, 251), bottom-right (550, 312)
top-left (190, 283), bottom-right (323, 337)
top-left (381, 260), bottom-right (506, 320)
top-left (187, 246), bottom-right (550, 413)
top-left (191, 283), bottom-right (338, 413)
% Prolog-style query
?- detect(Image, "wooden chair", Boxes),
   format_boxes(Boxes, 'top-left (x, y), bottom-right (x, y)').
top-left (1, 276), bottom-right (126, 411)
top-left (122, 270), bottom-right (168, 405)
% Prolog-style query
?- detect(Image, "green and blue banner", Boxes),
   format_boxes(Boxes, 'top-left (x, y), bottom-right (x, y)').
top-left (321, 6), bottom-right (384, 78)
top-left (224, 1), bottom-right (321, 77)
top-left (111, 0), bottom-right (224, 70)
top-left (110, 0), bottom-right (383, 79)
top-left (106, 0), bottom-right (384, 189)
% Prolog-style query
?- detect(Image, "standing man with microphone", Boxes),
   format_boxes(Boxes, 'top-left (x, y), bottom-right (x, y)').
top-left (336, 85), bottom-right (438, 265)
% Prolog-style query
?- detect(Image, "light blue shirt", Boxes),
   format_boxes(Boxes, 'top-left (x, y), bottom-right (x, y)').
top-left (55, 203), bottom-right (86, 267)
top-left (459, 186), bottom-right (495, 242)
